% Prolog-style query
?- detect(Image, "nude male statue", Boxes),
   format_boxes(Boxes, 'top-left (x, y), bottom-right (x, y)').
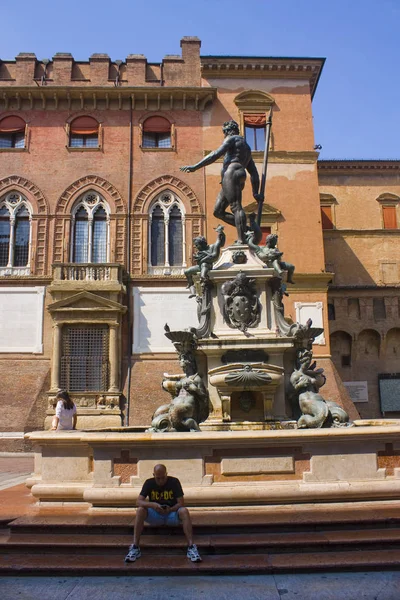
top-left (180, 120), bottom-right (263, 244)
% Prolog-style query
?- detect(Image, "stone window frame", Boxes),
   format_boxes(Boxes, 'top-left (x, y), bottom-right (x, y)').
top-left (48, 294), bottom-right (126, 398)
top-left (65, 114), bottom-right (103, 152)
top-left (60, 324), bottom-right (110, 392)
top-left (233, 90), bottom-right (274, 159)
top-left (376, 193), bottom-right (400, 230)
top-left (132, 175), bottom-right (203, 277)
top-left (148, 190), bottom-right (187, 275)
top-left (0, 115), bottom-right (29, 153)
top-left (0, 191), bottom-right (33, 276)
top-left (319, 193), bottom-right (338, 230)
top-left (70, 191), bottom-right (111, 264)
top-left (139, 113), bottom-right (176, 152)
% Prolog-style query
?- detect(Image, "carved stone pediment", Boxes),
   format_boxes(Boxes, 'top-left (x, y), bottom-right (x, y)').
top-left (48, 291), bottom-right (126, 314)
top-left (234, 90), bottom-right (275, 111)
top-left (245, 201), bottom-right (280, 216)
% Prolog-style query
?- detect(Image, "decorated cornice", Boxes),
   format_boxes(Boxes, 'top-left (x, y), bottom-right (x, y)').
top-left (323, 229), bottom-right (400, 237)
top-left (0, 86), bottom-right (217, 112)
top-left (201, 56), bottom-right (325, 98)
top-left (285, 272), bottom-right (333, 293)
top-left (318, 160), bottom-right (400, 173)
top-left (204, 150), bottom-right (318, 164)
top-left (329, 284), bottom-right (400, 291)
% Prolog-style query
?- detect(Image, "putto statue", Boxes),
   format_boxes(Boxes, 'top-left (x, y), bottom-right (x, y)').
top-left (247, 231), bottom-right (295, 284)
top-left (147, 328), bottom-right (210, 432)
top-left (184, 225), bottom-right (225, 298)
top-left (180, 120), bottom-right (263, 244)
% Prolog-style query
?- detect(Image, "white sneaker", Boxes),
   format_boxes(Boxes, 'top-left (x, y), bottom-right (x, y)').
top-left (187, 543), bottom-right (202, 562)
top-left (125, 544), bottom-right (141, 562)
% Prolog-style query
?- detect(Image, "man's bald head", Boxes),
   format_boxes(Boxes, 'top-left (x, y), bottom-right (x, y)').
top-left (153, 464), bottom-right (168, 485)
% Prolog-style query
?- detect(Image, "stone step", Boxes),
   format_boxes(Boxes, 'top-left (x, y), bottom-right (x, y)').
top-left (9, 513), bottom-right (400, 536)
top-left (0, 549), bottom-right (400, 574)
top-left (2, 528), bottom-right (400, 556)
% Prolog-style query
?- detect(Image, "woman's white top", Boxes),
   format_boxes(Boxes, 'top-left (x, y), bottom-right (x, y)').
top-left (55, 400), bottom-right (77, 430)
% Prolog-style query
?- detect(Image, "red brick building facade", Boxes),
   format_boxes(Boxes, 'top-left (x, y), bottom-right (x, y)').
top-left (0, 38), bottom-right (398, 449)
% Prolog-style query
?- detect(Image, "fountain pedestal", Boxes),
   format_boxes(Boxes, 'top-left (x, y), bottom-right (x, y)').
top-left (195, 245), bottom-right (295, 427)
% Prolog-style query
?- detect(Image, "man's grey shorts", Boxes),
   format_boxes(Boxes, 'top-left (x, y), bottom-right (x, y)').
top-left (145, 507), bottom-right (181, 526)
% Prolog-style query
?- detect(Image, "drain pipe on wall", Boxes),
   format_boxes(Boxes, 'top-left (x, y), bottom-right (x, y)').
top-left (125, 94), bottom-right (134, 426)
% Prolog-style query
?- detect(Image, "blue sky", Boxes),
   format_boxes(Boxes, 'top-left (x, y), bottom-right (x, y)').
top-left (1, 0), bottom-right (399, 159)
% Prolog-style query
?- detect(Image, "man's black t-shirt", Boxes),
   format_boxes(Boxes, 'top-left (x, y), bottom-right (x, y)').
top-left (139, 476), bottom-right (184, 507)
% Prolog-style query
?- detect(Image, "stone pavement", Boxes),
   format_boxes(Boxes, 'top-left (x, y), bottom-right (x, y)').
top-left (0, 572), bottom-right (399, 600)
top-left (0, 455), bottom-right (34, 491)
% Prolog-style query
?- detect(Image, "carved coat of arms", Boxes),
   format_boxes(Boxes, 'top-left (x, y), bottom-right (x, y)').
top-left (221, 271), bottom-right (261, 332)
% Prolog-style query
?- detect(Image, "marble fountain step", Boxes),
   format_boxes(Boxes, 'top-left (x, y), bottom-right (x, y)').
top-left (1, 515), bottom-right (400, 573)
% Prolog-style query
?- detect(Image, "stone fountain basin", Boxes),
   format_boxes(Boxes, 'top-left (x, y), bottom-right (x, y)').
top-left (208, 362), bottom-right (284, 392)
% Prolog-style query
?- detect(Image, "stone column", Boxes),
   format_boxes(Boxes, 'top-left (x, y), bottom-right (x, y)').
top-left (108, 324), bottom-right (119, 393)
top-left (8, 216), bottom-right (15, 267)
top-left (51, 323), bottom-right (62, 391)
top-left (164, 216), bottom-right (170, 267)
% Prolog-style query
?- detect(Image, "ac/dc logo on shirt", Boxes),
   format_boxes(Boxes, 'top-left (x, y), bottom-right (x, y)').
top-left (150, 490), bottom-right (174, 501)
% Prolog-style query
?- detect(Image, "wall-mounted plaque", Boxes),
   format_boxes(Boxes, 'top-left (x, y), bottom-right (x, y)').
top-left (379, 374), bottom-right (400, 413)
top-left (343, 381), bottom-right (368, 403)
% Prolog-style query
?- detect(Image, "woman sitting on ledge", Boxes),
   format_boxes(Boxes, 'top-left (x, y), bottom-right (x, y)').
top-left (51, 391), bottom-right (77, 431)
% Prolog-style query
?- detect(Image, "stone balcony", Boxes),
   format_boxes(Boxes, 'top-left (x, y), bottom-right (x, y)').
top-left (49, 263), bottom-right (126, 294)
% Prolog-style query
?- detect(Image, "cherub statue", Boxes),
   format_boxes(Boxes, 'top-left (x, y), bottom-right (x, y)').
top-left (246, 231), bottom-right (295, 284)
top-left (184, 225), bottom-right (225, 297)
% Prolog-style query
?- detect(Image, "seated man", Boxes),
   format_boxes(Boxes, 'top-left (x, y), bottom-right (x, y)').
top-left (125, 463), bottom-right (202, 563)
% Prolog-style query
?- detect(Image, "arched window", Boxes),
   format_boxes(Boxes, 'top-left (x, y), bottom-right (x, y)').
top-left (358, 329), bottom-right (381, 359)
top-left (0, 192), bottom-right (32, 274)
top-left (150, 205), bottom-right (165, 267)
top-left (168, 205), bottom-right (183, 266)
top-left (0, 116), bottom-right (26, 149)
top-left (73, 206), bottom-right (89, 263)
top-left (142, 116), bottom-right (171, 148)
top-left (14, 205), bottom-right (30, 266)
top-left (0, 206), bottom-right (10, 266)
top-left (330, 330), bottom-right (352, 368)
top-left (92, 205), bottom-right (107, 263)
top-left (148, 191), bottom-right (185, 274)
top-left (71, 192), bottom-right (109, 263)
top-left (69, 116), bottom-right (99, 148)
top-left (386, 328), bottom-right (400, 358)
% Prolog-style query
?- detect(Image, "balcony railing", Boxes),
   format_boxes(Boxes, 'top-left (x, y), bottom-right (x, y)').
top-left (52, 263), bottom-right (124, 284)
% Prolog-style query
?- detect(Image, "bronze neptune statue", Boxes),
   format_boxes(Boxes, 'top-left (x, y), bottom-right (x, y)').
top-left (180, 120), bottom-right (263, 244)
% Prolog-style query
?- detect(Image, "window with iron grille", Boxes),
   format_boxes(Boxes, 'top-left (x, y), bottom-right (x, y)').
top-left (61, 325), bottom-right (109, 392)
